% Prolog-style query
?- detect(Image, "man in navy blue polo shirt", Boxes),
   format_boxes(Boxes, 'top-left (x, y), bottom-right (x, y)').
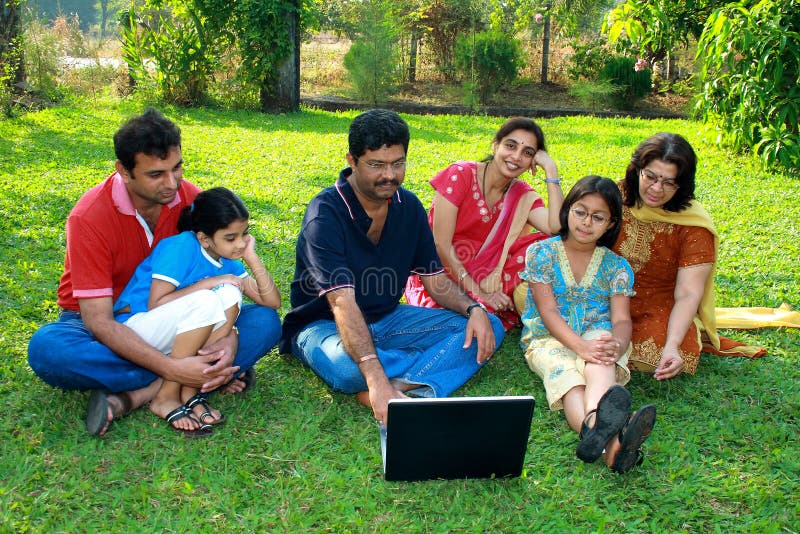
top-left (280, 109), bottom-right (505, 424)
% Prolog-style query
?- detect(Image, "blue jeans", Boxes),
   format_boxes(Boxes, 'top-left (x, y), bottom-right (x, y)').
top-left (292, 304), bottom-right (505, 397)
top-left (27, 304), bottom-right (281, 392)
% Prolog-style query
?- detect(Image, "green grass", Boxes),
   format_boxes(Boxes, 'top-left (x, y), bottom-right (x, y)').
top-left (1, 96), bottom-right (798, 532)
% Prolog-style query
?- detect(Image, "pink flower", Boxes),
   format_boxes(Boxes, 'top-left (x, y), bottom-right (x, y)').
top-left (634, 58), bottom-right (649, 72)
top-left (535, 13), bottom-right (543, 23)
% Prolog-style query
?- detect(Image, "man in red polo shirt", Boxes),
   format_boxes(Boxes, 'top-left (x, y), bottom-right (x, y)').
top-left (28, 109), bottom-right (280, 435)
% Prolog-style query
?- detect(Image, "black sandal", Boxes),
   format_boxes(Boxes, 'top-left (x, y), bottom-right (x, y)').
top-left (165, 405), bottom-right (213, 438)
top-left (185, 393), bottom-right (226, 426)
top-left (611, 405), bottom-right (656, 474)
top-left (576, 385), bottom-right (632, 463)
top-left (85, 389), bottom-right (133, 436)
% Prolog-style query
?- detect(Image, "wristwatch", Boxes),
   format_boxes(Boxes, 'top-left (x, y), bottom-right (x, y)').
top-left (465, 302), bottom-right (487, 318)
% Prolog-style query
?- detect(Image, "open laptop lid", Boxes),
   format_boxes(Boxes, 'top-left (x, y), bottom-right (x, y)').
top-left (381, 396), bottom-right (535, 481)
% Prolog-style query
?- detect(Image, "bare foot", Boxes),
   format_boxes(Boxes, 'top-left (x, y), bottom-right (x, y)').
top-left (356, 391), bottom-right (371, 407)
top-left (219, 368), bottom-right (255, 394)
top-left (602, 434), bottom-right (621, 468)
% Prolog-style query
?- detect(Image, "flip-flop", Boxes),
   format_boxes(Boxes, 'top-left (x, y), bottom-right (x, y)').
top-left (185, 393), bottom-right (226, 426)
top-left (576, 385), bottom-right (632, 463)
top-left (85, 389), bottom-right (132, 436)
top-left (611, 404), bottom-right (657, 474)
top-left (164, 405), bottom-right (213, 438)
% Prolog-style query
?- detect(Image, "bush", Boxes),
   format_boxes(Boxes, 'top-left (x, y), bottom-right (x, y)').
top-left (567, 37), bottom-right (610, 82)
top-left (454, 30), bottom-right (522, 105)
top-left (568, 79), bottom-right (623, 110)
top-left (598, 56), bottom-right (651, 109)
top-left (342, 1), bottom-right (399, 104)
top-left (697, 0), bottom-right (800, 172)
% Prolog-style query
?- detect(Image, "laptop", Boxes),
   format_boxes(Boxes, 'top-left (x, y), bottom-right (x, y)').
top-left (380, 396), bottom-right (535, 481)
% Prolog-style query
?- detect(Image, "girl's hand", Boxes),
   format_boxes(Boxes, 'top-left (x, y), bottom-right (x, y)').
top-left (654, 349), bottom-right (684, 380)
top-left (594, 333), bottom-right (623, 361)
top-left (209, 274), bottom-right (243, 290)
top-left (577, 339), bottom-right (617, 365)
top-left (242, 234), bottom-right (258, 258)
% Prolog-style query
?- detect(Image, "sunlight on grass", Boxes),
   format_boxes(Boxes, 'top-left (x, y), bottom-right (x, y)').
top-left (0, 97), bottom-right (797, 531)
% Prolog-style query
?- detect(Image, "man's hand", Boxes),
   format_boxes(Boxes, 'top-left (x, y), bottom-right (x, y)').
top-left (462, 309), bottom-right (496, 364)
top-left (196, 329), bottom-right (239, 392)
top-left (368, 380), bottom-right (407, 425)
top-left (164, 354), bottom-right (239, 390)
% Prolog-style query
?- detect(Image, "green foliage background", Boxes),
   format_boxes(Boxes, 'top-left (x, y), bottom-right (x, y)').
top-left (0, 99), bottom-right (797, 531)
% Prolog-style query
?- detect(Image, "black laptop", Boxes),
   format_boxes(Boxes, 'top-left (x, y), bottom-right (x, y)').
top-left (380, 396), bottom-right (535, 481)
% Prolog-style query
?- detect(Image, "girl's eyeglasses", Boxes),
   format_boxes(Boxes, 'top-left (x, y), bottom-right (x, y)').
top-left (570, 208), bottom-right (610, 225)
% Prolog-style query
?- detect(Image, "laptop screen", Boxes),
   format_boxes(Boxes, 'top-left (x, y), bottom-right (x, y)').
top-left (382, 396), bottom-right (535, 481)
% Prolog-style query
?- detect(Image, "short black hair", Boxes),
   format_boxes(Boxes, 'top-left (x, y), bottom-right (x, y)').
top-left (113, 108), bottom-right (181, 173)
top-left (559, 175), bottom-right (623, 249)
top-left (348, 109), bottom-right (410, 159)
top-left (621, 132), bottom-right (697, 212)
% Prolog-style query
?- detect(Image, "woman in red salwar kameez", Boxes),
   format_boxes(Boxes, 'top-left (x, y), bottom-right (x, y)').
top-left (405, 117), bottom-right (564, 329)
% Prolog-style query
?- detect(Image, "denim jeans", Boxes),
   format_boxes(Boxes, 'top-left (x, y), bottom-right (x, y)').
top-left (27, 304), bottom-right (281, 392)
top-left (292, 304), bottom-right (505, 397)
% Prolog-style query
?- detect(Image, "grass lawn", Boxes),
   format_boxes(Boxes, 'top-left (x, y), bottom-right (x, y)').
top-left (1, 97), bottom-right (798, 532)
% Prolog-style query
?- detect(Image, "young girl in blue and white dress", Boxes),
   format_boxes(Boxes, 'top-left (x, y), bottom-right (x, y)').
top-left (114, 187), bottom-right (280, 437)
top-left (519, 175), bottom-right (656, 474)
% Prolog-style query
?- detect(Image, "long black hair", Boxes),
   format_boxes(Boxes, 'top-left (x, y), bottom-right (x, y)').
top-left (178, 187), bottom-right (249, 236)
top-left (559, 175), bottom-right (623, 249)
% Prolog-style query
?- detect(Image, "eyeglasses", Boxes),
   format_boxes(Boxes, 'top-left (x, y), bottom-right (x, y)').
top-left (570, 207), bottom-right (610, 225)
top-left (356, 158), bottom-right (407, 171)
top-left (641, 168), bottom-right (679, 192)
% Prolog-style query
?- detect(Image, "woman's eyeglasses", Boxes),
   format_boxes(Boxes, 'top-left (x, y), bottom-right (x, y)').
top-left (640, 168), bottom-right (679, 192)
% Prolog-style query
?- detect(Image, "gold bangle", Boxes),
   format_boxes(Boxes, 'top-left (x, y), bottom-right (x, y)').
top-left (357, 353), bottom-right (378, 364)
top-left (459, 271), bottom-right (469, 281)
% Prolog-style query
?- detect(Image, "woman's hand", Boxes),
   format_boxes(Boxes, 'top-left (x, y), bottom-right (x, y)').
top-left (477, 289), bottom-right (512, 313)
top-left (531, 149), bottom-right (558, 177)
top-left (478, 269), bottom-right (503, 294)
top-left (654, 348), bottom-right (684, 380)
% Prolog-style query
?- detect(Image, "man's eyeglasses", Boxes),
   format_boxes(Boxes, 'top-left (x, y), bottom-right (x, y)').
top-left (570, 207), bottom-right (610, 225)
top-left (356, 158), bottom-right (407, 171)
top-left (641, 168), bottom-right (679, 192)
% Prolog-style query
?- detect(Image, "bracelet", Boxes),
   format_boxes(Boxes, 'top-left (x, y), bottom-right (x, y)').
top-left (357, 353), bottom-right (378, 364)
top-left (458, 271), bottom-right (469, 281)
top-left (465, 302), bottom-right (487, 318)
top-left (544, 177), bottom-right (561, 184)
top-left (231, 326), bottom-right (239, 336)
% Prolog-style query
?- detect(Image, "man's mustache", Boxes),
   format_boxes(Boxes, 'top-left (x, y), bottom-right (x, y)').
top-left (376, 179), bottom-right (400, 187)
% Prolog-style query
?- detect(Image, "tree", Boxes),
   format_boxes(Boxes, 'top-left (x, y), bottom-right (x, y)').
top-left (343, 0), bottom-right (398, 104)
top-left (231, 0), bottom-right (300, 112)
top-left (487, 0), bottom-right (618, 83)
top-left (696, 0), bottom-right (800, 171)
top-left (603, 0), bottom-right (721, 74)
top-left (1, 0), bottom-right (24, 114)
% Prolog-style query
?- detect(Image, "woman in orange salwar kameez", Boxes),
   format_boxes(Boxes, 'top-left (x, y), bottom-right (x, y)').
top-left (405, 117), bottom-right (564, 329)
